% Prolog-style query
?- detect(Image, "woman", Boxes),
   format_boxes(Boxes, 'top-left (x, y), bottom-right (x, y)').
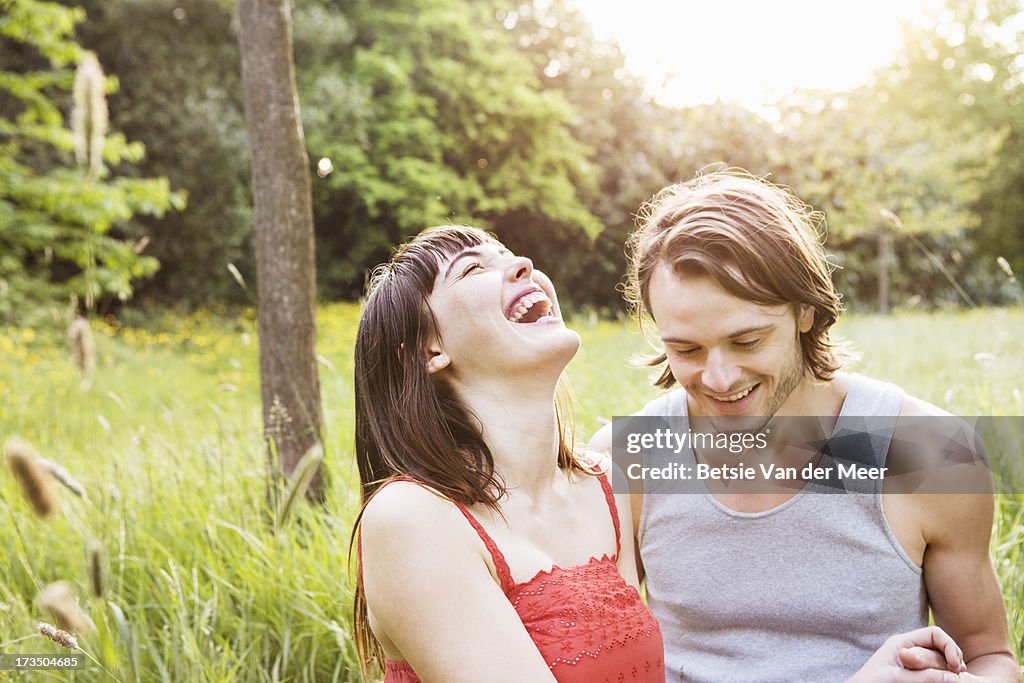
top-left (352, 225), bottom-right (664, 682)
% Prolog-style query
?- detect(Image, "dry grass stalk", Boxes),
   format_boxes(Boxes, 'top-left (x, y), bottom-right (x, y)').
top-left (36, 581), bottom-right (95, 636)
top-left (67, 316), bottom-right (96, 388)
top-left (37, 622), bottom-right (79, 650)
top-left (3, 436), bottom-right (56, 517)
top-left (277, 442), bottom-right (324, 529)
top-left (36, 457), bottom-right (87, 499)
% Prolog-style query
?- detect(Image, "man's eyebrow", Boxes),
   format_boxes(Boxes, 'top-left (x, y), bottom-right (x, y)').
top-left (662, 325), bottom-right (775, 345)
top-left (443, 248), bottom-right (484, 280)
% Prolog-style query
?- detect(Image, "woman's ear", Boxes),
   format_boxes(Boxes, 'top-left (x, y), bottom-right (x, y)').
top-left (426, 337), bottom-right (450, 375)
top-left (797, 305), bottom-right (814, 334)
top-left (426, 351), bottom-right (450, 374)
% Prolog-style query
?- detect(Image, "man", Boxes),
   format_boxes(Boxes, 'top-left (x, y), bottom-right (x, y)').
top-left (589, 171), bottom-right (1019, 683)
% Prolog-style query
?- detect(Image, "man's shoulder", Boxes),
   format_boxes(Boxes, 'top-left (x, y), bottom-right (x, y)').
top-left (897, 393), bottom-right (952, 418)
top-left (637, 387), bottom-right (689, 416)
top-left (841, 371), bottom-right (953, 418)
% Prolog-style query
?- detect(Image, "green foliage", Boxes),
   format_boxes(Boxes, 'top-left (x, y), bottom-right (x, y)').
top-left (0, 0), bottom-right (183, 325)
top-left (66, 0), bottom-right (252, 309)
top-left (489, 0), bottom-right (673, 309)
top-left (0, 307), bottom-right (1022, 678)
top-left (872, 0), bottom-right (1024, 289)
top-left (28, 0), bottom-right (1024, 313)
top-left (65, 0), bottom-right (602, 305)
top-left (778, 88), bottom-right (1001, 241)
top-left (299, 0), bottom-right (601, 299)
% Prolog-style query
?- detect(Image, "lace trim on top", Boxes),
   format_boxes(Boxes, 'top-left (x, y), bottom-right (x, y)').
top-left (366, 473), bottom-right (663, 682)
top-left (446, 472), bottom-right (621, 595)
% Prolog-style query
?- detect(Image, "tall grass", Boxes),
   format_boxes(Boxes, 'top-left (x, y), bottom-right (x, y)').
top-left (0, 305), bottom-right (1021, 680)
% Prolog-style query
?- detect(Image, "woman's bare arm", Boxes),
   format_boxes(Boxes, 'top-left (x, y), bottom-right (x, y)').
top-left (360, 481), bottom-right (558, 683)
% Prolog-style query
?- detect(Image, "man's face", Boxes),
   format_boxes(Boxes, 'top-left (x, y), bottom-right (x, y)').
top-left (648, 265), bottom-right (813, 428)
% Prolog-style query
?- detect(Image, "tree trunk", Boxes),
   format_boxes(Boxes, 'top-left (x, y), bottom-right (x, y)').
top-left (878, 225), bottom-right (891, 315)
top-left (237, 0), bottom-right (324, 502)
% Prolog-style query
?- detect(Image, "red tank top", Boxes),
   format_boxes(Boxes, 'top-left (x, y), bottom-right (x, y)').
top-left (363, 473), bottom-right (664, 683)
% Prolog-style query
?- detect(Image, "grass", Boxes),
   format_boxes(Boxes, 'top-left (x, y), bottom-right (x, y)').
top-left (0, 305), bottom-right (1021, 680)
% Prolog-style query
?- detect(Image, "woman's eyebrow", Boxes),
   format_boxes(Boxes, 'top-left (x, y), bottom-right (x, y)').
top-left (444, 249), bottom-right (485, 280)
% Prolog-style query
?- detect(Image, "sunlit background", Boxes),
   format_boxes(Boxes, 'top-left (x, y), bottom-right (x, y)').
top-left (574, 0), bottom-right (944, 110)
top-left (2, 1), bottom-right (1023, 680)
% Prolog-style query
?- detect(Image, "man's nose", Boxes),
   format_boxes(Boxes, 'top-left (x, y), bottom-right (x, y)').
top-left (701, 349), bottom-right (741, 394)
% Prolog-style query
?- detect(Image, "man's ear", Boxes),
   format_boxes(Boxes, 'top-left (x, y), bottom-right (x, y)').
top-left (797, 305), bottom-right (814, 334)
top-left (425, 338), bottom-right (450, 375)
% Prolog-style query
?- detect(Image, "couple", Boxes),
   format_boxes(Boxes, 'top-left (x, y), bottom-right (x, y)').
top-left (352, 171), bottom-right (1019, 683)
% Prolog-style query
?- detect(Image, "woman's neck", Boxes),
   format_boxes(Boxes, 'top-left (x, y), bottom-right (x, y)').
top-left (453, 374), bottom-right (564, 498)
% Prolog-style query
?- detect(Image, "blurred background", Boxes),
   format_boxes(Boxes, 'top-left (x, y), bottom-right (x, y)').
top-left (3, 0), bottom-right (1023, 325)
top-left (2, 2), bottom-right (1023, 680)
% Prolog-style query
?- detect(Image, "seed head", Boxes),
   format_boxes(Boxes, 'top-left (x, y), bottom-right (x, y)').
top-left (88, 540), bottom-right (106, 599)
top-left (37, 622), bottom-right (79, 650)
top-left (67, 316), bottom-right (96, 388)
top-left (4, 437), bottom-right (56, 517)
top-left (71, 53), bottom-right (108, 178)
top-left (36, 581), bottom-right (94, 635)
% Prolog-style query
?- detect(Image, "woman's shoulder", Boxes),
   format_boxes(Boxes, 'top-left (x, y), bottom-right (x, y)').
top-left (361, 479), bottom-right (464, 537)
top-left (359, 481), bottom-right (497, 600)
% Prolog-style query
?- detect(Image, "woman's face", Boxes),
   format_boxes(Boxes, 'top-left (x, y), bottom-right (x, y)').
top-left (424, 241), bottom-right (580, 381)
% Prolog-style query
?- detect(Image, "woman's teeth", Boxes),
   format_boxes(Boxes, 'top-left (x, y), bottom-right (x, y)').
top-left (508, 291), bottom-right (551, 323)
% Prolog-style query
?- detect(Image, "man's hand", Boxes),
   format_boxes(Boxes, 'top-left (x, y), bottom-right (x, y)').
top-left (848, 626), bottom-right (967, 683)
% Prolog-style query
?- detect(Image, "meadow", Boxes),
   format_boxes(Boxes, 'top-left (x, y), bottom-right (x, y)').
top-left (1, 305), bottom-right (1022, 681)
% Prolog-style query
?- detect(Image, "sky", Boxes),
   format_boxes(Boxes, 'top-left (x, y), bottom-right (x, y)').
top-left (570, 0), bottom-right (945, 110)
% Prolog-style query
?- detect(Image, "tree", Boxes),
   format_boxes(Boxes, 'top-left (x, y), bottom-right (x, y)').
top-left (874, 0), bottom-right (1024, 294)
top-left (774, 86), bottom-right (1000, 311)
top-left (238, 0), bottom-right (324, 501)
top-left (0, 0), bottom-right (183, 325)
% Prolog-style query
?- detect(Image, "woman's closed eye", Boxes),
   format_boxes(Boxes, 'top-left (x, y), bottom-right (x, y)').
top-left (734, 338), bottom-right (761, 350)
top-left (460, 261), bottom-right (484, 277)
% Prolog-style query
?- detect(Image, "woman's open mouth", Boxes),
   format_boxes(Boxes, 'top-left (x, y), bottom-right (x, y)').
top-left (505, 288), bottom-right (556, 324)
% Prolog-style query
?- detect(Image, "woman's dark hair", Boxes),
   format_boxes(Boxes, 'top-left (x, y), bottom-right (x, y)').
top-left (351, 225), bottom-right (579, 676)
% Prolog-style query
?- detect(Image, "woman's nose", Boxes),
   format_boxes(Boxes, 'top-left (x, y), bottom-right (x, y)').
top-left (507, 256), bottom-right (533, 281)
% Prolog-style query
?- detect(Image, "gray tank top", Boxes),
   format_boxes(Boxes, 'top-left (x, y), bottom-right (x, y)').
top-left (637, 374), bottom-right (927, 683)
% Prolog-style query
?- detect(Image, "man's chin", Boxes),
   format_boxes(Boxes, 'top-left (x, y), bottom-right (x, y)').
top-left (705, 414), bottom-right (771, 435)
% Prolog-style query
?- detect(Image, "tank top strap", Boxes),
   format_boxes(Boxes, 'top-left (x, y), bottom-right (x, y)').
top-left (357, 477), bottom-right (516, 594)
top-left (596, 472), bottom-right (621, 560)
top-left (446, 499), bottom-right (517, 593)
